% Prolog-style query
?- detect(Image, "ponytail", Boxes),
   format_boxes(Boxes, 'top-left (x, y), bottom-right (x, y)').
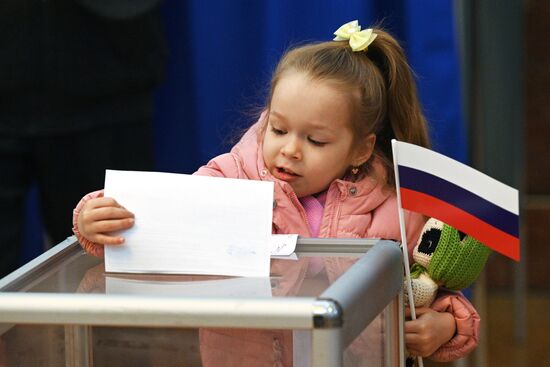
top-left (366, 29), bottom-right (430, 167)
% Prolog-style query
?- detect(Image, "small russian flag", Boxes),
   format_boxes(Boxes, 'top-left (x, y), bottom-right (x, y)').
top-left (392, 140), bottom-right (520, 261)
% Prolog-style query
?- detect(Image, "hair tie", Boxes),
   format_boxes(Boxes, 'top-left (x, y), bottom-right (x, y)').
top-left (333, 20), bottom-right (377, 52)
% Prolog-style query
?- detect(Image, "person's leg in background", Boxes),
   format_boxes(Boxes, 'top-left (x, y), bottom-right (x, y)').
top-left (35, 119), bottom-right (154, 248)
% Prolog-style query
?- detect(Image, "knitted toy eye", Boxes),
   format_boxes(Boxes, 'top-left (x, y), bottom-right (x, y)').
top-left (413, 218), bottom-right (444, 268)
top-left (418, 228), bottom-right (440, 254)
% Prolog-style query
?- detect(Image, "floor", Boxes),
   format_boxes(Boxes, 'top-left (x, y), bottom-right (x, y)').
top-left (425, 291), bottom-right (550, 367)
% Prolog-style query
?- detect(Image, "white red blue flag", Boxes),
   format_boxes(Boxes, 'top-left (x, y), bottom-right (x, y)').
top-left (392, 140), bottom-right (520, 261)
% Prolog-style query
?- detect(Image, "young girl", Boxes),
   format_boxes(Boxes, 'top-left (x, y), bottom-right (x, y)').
top-left (73, 22), bottom-right (479, 365)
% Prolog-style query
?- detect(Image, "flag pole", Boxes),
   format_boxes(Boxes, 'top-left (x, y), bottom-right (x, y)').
top-left (392, 139), bottom-right (424, 367)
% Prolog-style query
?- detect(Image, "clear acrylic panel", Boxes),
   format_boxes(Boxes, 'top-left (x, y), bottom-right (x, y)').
top-left (0, 238), bottom-right (402, 367)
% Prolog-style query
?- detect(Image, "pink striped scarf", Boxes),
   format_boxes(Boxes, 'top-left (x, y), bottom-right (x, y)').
top-left (299, 191), bottom-right (327, 276)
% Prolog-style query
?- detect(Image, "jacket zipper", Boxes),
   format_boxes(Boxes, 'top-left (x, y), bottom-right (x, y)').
top-left (286, 190), bottom-right (312, 237)
top-left (326, 186), bottom-right (344, 237)
top-left (333, 193), bottom-right (343, 237)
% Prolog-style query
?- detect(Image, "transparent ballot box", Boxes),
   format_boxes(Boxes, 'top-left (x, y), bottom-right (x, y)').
top-left (0, 237), bottom-right (405, 367)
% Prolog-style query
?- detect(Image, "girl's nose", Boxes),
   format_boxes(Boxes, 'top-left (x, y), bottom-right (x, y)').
top-left (281, 137), bottom-right (302, 160)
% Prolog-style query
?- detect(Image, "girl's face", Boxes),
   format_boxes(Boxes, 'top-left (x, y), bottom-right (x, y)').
top-left (263, 72), bottom-right (368, 197)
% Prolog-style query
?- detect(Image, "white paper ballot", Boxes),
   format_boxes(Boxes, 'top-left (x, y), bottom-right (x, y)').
top-left (270, 234), bottom-right (298, 256)
top-left (103, 170), bottom-right (274, 277)
top-left (270, 234), bottom-right (298, 260)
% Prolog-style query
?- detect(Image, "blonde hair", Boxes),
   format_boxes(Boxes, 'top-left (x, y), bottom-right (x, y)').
top-left (266, 27), bottom-right (430, 186)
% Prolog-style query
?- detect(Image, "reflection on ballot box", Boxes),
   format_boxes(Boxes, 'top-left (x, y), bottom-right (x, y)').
top-left (105, 274), bottom-right (273, 298)
top-left (0, 236), bottom-right (405, 367)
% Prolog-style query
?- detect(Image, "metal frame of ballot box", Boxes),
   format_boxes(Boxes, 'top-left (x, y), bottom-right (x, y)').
top-left (0, 236), bottom-right (405, 367)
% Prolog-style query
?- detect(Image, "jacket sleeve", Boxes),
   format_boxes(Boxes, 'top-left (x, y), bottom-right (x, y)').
top-left (427, 290), bottom-right (480, 361)
top-left (72, 190), bottom-right (105, 258)
top-left (194, 153), bottom-right (244, 179)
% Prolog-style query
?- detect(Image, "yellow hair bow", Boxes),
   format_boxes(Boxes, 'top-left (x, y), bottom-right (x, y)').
top-left (333, 20), bottom-right (377, 52)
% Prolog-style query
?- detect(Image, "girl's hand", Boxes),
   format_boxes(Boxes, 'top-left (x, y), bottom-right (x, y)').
top-left (77, 195), bottom-right (135, 246)
top-left (404, 307), bottom-right (456, 357)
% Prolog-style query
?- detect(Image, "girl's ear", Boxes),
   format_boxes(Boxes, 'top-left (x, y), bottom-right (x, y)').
top-left (351, 133), bottom-right (376, 166)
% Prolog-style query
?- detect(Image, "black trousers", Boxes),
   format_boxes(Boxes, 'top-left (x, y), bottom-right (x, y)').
top-left (0, 120), bottom-right (154, 277)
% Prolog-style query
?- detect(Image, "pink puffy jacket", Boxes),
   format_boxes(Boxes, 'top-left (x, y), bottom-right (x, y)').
top-left (73, 119), bottom-right (479, 365)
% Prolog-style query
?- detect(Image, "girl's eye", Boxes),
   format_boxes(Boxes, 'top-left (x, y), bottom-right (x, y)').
top-left (308, 137), bottom-right (327, 146)
top-left (271, 127), bottom-right (286, 135)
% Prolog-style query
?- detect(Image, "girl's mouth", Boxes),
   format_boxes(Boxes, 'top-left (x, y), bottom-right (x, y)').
top-left (274, 166), bottom-right (301, 181)
top-left (278, 167), bottom-right (299, 176)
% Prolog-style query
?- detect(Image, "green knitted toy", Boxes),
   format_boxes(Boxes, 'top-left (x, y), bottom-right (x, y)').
top-left (405, 218), bottom-right (492, 307)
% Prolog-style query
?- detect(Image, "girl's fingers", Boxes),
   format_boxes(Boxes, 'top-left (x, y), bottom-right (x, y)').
top-left (405, 332), bottom-right (421, 344)
top-left (91, 233), bottom-right (126, 245)
top-left (405, 334), bottom-right (425, 356)
top-left (88, 218), bottom-right (135, 234)
top-left (404, 320), bottom-right (418, 333)
top-left (404, 306), bottom-right (429, 319)
top-left (86, 206), bottom-right (134, 222)
top-left (413, 307), bottom-right (431, 316)
top-left (86, 196), bottom-right (125, 210)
